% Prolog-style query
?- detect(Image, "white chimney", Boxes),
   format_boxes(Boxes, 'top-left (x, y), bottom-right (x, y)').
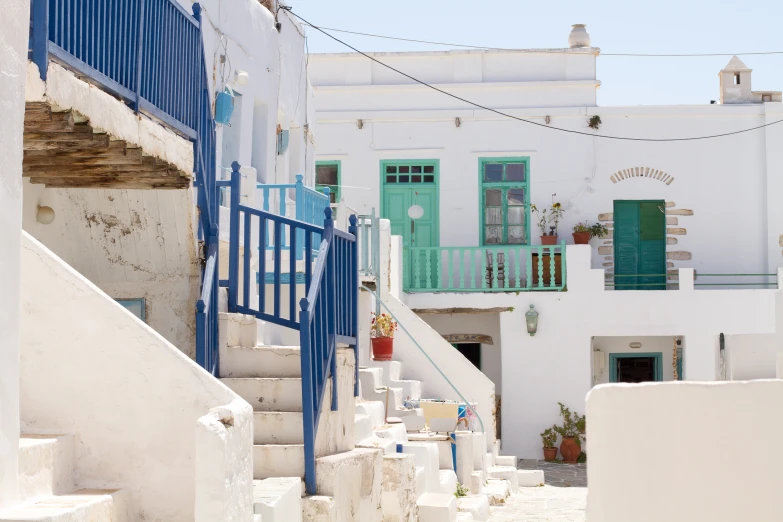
top-left (568, 24), bottom-right (591, 48)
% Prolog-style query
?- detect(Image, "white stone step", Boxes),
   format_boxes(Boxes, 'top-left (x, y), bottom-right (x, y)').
top-left (483, 479), bottom-right (511, 506)
top-left (439, 469), bottom-right (457, 495)
top-left (220, 345), bottom-right (302, 378)
top-left (414, 467), bottom-right (427, 499)
top-left (469, 471), bottom-right (484, 495)
top-left (354, 414), bottom-right (374, 442)
top-left (355, 401), bottom-right (386, 429)
top-left (367, 361), bottom-right (422, 400)
top-left (253, 445), bottom-right (305, 480)
top-left (401, 442), bottom-right (441, 494)
top-left (254, 412), bottom-right (304, 444)
top-left (0, 489), bottom-right (129, 522)
top-left (18, 435), bottom-right (74, 502)
top-left (487, 466), bottom-right (518, 494)
top-left (302, 495), bottom-right (336, 522)
top-left (457, 495), bottom-right (489, 522)
top-left (253, 477), bottom-right (302, 522)
top-left (381, 454), bottom-right (418, 522)
top-left (517, 469), bottom-right (545, 487)
top-left (456, 513), bottom-right (475, 521)
top-left (494, 455), bottom-right (516, 467)
top-left (223, 377), bottom-right (303, 412)
top-left (417, 493), bottom-right (457, 522)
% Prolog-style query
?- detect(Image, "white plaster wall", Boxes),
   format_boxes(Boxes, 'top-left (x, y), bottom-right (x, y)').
top-left (22, 180), bottom-right (201, 356)
top-left (591, 336), bottom-right (676, 385)
top-left (0, 0), bottom-right (29, 509)
top-left (20, 233), bottom-right (252, 522)
top-left (407, 246), bottom-right (779, 459)
top-left (587, 381), bottom-right (783, 522)
top-left (726, 333), bottom-right (778, 380)
top-left (418, 313), bottom-right (503, 397)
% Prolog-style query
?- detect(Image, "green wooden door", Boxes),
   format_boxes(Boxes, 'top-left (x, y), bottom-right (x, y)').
top-left (613, 200), bottom-right (666, 290)
top-left (381, 161), bottom-right (439, 290)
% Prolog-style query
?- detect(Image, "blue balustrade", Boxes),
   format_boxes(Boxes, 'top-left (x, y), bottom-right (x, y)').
top-left (227, 163), bottom-right (358, 494)
top-left (30, 0), bottom-right (220, 373)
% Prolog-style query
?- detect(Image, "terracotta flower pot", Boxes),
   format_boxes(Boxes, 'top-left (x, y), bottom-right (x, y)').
top-left (572, 231), bottom-right (591, 245)
top-left (371, 337), bottom-right (394, 361)
top-left (540, 235), bottom-right (558, 246)
top-left (559, 437), bottom-right (581, 464)
top-left (543, 447), bottom-right (558, 462)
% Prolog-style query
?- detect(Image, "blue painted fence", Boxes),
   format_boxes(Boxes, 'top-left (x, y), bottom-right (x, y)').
top-left (225, 163), bottom-right (359, 494)
top-left (30, 0), bottom-right (221, 374)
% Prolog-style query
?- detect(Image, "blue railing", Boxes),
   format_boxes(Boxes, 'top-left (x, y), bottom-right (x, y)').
top-left (225, 162), bottom-right (359, 494)
top-left (30, 0), bottom-right (220, 373)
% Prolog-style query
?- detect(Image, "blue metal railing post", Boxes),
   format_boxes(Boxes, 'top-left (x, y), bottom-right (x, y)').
top-left (228, 161), bottom-right (242, 312)
top-left (324, 208), bottom-right (338, 412)
top-left (348, 214), bottom-right (360, 397)
top-left (31, 0), bottom-right (49, 80)
top-left (295, 174), bottom-right (304, 260)
top-left (133, 0), bottom-right (146, 112)
top-left (299, 298), bottom-right (316, 495)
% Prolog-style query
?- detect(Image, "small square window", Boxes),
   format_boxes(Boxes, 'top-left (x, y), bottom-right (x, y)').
top-left (505, 164), bottom-right (526, 182)
top-left (386, 175), bottom-right (397, 183)
top-left (423, 166), bottom-right (434, 174)
top-left (116, 298), bottom-right (146, 321)
top-left (423, 175), bottom-right (435, 183)
top-left (734, 73), bottom-right (741, 85)
top-left (386, 166), bottom-right (397, 174)
top-left (315, 164), bottom-right (338, 187)
top-left (412, 175), bottom-right (422, 182)
top-left (398, 175), bottom-right (410, 183)
top-left (399, 166), bottom-right (410, 174)
top-left (411, 166), bottom-right (422, 173)
top-left (484, 164), bottom-right (502, 182)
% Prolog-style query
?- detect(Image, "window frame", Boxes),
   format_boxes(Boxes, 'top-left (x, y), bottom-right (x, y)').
top-left (315, 160), bottom-right (341, 204)
top-left (478, 157), bottom-right (531, 246)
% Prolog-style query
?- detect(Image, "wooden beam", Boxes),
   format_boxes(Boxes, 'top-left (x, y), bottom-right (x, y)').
top-left (33, 178), bottom-right (189, 189)
top-left (411, 307), bottom-right (514, 315)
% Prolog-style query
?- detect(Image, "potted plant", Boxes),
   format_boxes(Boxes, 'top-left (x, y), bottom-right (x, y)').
top-left (553, 402), bottom-right (586, 464)
top-left (371, 313), bottom-right (397, 361)
top-left (532, 203), bottom-right (564, 245)
top-left (540, 426), bottom-right (558, 461)
top-left (572, 221), bottom-right (609, 245)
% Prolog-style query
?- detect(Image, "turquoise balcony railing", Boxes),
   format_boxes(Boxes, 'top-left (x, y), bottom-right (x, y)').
top-left (405, 243), bottom-right (566, 292)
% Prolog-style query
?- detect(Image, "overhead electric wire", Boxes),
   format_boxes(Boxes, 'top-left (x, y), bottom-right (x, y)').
top-left (285, 9), bottom-right (783, 142)
top-left (300, 24), bottom-right (783, 58)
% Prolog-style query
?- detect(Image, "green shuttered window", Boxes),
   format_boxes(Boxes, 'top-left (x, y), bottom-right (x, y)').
top-left (613, 200), bottom-right (666, 290)
top-left (479, 158), bottom-right (530, 245)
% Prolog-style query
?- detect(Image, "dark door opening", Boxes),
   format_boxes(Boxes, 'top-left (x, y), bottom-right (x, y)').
top-left (452, 343), bottom-right (481, 370)
top-left (616, 356), bottom-right (655, 383)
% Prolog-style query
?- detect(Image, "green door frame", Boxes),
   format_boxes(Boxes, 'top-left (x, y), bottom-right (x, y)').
top-left (613, 200), bottom-right (667, 290)
top-left (478, 157), bottom-right (531, 246)
top-left (609, 352), bottom-right (664, 383)
top-left (379, 159), bottom-right (440, 290)
top-left (315, 160), bottom-right (341, 204)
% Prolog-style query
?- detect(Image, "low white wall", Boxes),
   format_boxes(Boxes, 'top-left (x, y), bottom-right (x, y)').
top-left (20, 233), bottom-right (252, 521)
top-left (0, 0), bottom-right (30, 508)
top-left (383, 295), bottom-right (496, 451)
top-left (587, 381), bottom-right (783, 522)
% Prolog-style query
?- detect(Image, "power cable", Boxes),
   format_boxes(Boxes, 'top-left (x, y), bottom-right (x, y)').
top-left (301, 24), bottom-right (783, 58)
top-left (285, 9), bottom-right (783, 142)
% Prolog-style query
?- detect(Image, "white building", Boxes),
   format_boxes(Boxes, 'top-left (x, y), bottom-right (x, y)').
top-left (310, 25), bottom-right (783, 458)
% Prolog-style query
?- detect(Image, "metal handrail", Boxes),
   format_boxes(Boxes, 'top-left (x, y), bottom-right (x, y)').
top-left (361, 285), bottom-right (485, 437)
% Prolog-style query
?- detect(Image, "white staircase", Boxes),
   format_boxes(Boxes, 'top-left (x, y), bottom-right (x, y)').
top-left (0, 434), bottom-right (129, 522)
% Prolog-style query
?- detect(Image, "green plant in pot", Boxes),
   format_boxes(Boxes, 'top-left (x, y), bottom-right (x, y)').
top-left (572, 221), bottom-right (609, 245)
top-left (553, 402), bottom-right (586, 464)
top-left (533, 203), bottom-right (564, 245)
top-left (540, 426), bottom-right (558, 461)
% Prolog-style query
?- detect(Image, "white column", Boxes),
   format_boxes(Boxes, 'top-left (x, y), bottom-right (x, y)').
top-left (683, 334), bottom-right (719, 381)
top-left (678, 268), bottom-right (695, 291)
top-left (0, 0), bottom-right (29, 508)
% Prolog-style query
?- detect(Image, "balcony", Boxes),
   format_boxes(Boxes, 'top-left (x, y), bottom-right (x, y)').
top-left (404, 243), bottom-right (566, 293)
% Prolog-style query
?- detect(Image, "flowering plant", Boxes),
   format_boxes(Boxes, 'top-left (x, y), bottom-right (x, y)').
top-left (530, 204), bottom-right (549, 236)
top-left (549, 202), bottom-right (564, 236)
top-left (531, 203), bottom-right (565, 236)
top-left (371, 313), bottom-right (397, 339)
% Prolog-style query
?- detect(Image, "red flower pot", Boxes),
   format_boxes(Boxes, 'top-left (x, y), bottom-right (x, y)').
top-left (543, 447), bottom-right (558, 461)
top-left (559, 437), bottom-right (581, 464)
top-left (371, 337), bottom-right (394, 361)
top-left (572, 231), bottom-right (591, 244)
top-left (541, 235), bottom-right (558, 245)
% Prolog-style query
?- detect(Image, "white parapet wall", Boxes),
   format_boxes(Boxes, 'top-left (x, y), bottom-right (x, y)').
top-left (587, 380), bottom-right (783, 522)
top-left (19, 232), bottom-right (253, 522)
top-left (0, 0), bottom-right (30, 509)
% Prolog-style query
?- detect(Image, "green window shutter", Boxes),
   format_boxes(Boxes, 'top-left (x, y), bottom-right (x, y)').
top-left (613, 201), bottom-right (640, 290)
top-left (639, 202), bottom-right (666, 289)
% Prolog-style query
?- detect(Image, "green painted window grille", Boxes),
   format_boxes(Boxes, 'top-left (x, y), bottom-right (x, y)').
top-left (479, 158), bottom-right (530, 245)
top-left (316, 161), bottom-right (340, 204)
top-left (383, 162), bottom-right (437, 184)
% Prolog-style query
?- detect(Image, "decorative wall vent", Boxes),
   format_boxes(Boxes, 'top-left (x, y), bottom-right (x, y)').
top-left (610, 167), bottom-right (674, 185)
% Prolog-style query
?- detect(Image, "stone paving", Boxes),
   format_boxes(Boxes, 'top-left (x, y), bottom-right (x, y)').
top-left (517, 459), bottom-right (587, 487)
top-left (487, 485), bottom-right (587, 522)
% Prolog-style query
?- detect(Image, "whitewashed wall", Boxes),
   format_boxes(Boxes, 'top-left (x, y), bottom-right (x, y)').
top-left (311, 50), bottom-right (783, 277)
top-left (407, 246), bottom-right (780, 459)
top-left (20, 233), bottom-right (252, 522)
top-left (587, 381), bottom-right (783, 522)
top-left (0, 0), bottom-right (30, 509)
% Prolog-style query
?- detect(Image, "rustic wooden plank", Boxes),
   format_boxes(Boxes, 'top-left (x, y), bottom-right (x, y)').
top-left (24, 111), bottom-right (75, 133)
top-left (23, 140), bottom-right (130, 158)
top-left (24, 102), bottom-right (54, 121)
top-left (23, 148), bottom-right (144, 167)
top-left (34, 178), bottom-right (189, 190)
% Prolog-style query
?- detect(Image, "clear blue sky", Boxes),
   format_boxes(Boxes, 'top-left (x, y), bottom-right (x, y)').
top-left (289, 0), bottom-right (782, 106)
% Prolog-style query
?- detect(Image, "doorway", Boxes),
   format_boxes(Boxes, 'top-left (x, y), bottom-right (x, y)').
top-left (452, 343), bottom-right (481, 370)
top-left (609, 353), bottom-right (663, 383)
top-left (613, 200), bottom-right (666, 290)
top-left (380, 160), bottom-right (439, 290)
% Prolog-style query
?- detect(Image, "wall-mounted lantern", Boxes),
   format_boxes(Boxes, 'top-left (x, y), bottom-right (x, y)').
top-left (525, 304), bottom-right (539, 336)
